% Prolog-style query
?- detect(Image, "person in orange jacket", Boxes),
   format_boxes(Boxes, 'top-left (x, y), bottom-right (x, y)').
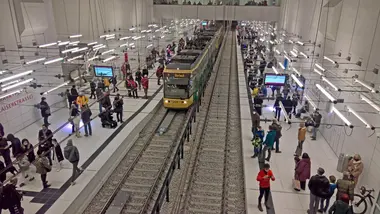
top-left (76, 92), bottom-right (89, 109)
top-left (257, 163), bottom-right (275, 212)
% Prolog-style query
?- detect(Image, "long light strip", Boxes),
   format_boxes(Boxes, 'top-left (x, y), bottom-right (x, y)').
top-left (360, 94), bottom-right (380, 112)
top-left (93, 44), bottom-right (104, 48)
top-left (313, 68), bottom-right (324, 76)
top-left (332, 106), bottom-right (352, 127)
top-left (101, 49), bottom-right (115, 55)
top-left (146, 44), bottom-right (153, 49)
top-left (69, 41), bottom-right (80, 46)
top-left (354, 79), bottom-right (377, 93)
top-left (2, 78), bottom-right (34, 91)
top-left (129, 27), bottom-right (136, 31)
top-left (304, 95), bottom-right (317, 110)
top-left (322, 76), bottom-right (340, 91)
top-left (100, 34), bottom-right (110, 38)
top-left (278, 62), bottom-right (285, 69)
top-left (105, 36), bottom-right (115, 40)
top-left (119, 43), bottom-right (129, 48)
top-left (284, 55), bottom-right (291, 62)
top-left (58, 41), bottom-right (70, 46)
top-left (291, 74), bottom-right (304, 88)
top-left (103, 56), bottom-right (116, 62)
top-left (275, 49), bottom-right (280, 55)
top-left (119, 36), bottom-right (130, 41)
top-left (300, 52), bottom-right (309, 58)
top-left (289, 40), bottom-right (294, 44)
top-left (43, 82), bottom-right (69, 95)
top-left (71, 47), bottom-right (88, 53)
top-left (69, 34), bottom-right (82, 38)
top-left (129, 43), bottom-right (135, 47)
top-left (292, 67), bottom-right (301, 76)
top-left (87, 42), bottom-right (98, 46)
top-left (0, 70), bottom-right (34, 83)
top-left (0, 70), bottom-right (9, 75)
top-left (1, 79), bottom-right (21, 87)
top-left (67, 55), bottom-right (83, 62)
top-left (316, 83), bottom-right (337, 103)
top-left (44, 57), bottom-right (64, 65)
top-left (25, 57), bottom-right (46, 65)
top-left (38, 42), bottom-right (57, 48)
top-left (87, 56), bottom-right (99, 62)
top-left (290, 50), bottom-right (298, 57)
top-left (0, 89), bottom-right (23, 100)
top-left (62, 47), bottom-right (79, 54)
top-left (272, 67), bottom-right (279, 74)
top-left (324, 56), bottom-right (336, 64)
top-left (292, 48), bottom-right (298, 53)
top-left (347, 106), bottom-right (373, 129)
top-left (315, 63), bottom-right (326, 72)
top-left (296, 41), bottom-right (304, 46)
top-left (93, 45), bottom-right (106, 51)
top-left (269, 40), bottom-right (274, 44)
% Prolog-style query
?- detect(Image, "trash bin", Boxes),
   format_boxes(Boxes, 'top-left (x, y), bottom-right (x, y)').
top-left (337, 153), bottom-right (352, 173)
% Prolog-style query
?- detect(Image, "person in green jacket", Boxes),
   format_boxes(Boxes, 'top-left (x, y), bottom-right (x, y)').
top-left (262, 125), bottom-right (276, 161)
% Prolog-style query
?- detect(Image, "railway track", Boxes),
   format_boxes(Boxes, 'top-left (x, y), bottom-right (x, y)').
top-left (167, 30), bottom-right (246, 214)
top-left (82, 105), bottom-right (186, 214)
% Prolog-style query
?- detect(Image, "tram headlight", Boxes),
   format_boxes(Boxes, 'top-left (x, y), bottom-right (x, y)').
top-left (183, 101), bottom-right (187, 104)
top-left (165, 100), bottom-right (169, 103)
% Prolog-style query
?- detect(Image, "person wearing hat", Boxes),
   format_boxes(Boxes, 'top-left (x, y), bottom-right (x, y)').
top-left (39, 97), bottom-right (51, 126)
top-left (64, 139), bottom-right (82, 186)
top-left (142, 75), bottom-right (149, 99)
top-left (308, 167), bottom-right (331, 214)
top-left (113, 94), bottom-right (124, 123)
top-left (76, 92), bottom-right (89, 109)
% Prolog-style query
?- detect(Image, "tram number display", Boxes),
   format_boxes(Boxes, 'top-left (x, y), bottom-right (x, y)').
top-left (164, 73), bottom-right (190, 79)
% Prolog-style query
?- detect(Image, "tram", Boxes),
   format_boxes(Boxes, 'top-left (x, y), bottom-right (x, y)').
top-left (163, 27), bottom-right (224, 109)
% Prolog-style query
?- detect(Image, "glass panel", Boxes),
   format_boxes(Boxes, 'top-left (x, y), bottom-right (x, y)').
top-left (164, 84), bottom-right (189, 98)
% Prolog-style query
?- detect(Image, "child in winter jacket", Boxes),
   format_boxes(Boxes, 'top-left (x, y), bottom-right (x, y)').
top-left (251, 126), bottom-right (264, 158)
top-left (256, 163), bottom-right (275, 211)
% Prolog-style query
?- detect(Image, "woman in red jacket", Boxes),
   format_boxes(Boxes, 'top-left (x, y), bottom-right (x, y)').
top-left (257, 163), bottom-right (275, 211)
top-left (295, 153), bottom-right (311, 190)
top-left (141, 75), bottom-right (149, 99)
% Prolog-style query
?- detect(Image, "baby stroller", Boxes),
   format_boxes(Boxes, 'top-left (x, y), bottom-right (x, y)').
top-left (99, 110), bottom-right (117, 128)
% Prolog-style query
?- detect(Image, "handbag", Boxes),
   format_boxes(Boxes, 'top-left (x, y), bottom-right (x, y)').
top-left (293, 179), bottom-right (301, 191)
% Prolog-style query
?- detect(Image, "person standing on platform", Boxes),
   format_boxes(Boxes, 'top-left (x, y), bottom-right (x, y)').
top-left (130, 77), bottom-right (139, 99)
top-left (6, 134), bottom-right (21, 158)
top-left (16, 153), bottom-right (34, 187)
top-left (135, 69), bottom-right (142, 90)
top-left (273, 94), bottom-right (283, 121)
top-left (283, 96), bottom-right (293, 120)
top-left (38, 124), bottom-right (53, 165)
top-left (20, 139), bottom-right (35, 165)
top-left (111, 75), bottom-right (119, 93)
top-left (254, 95), bottom-right (263, 115)
top-left (142, 66), bottom-right (149, 77)
top-left (308, 167), bottom-right (331, 214)
top-left (0, 135), bottom-right (18, 175)
top-left (96, 87), bottom-right (104, 113)
top-left (104, 78), bottom-right (110, 92)
top-left (292, 92), bottom-right (299, 114)
top-left (347, 154), bottom-right (363, 187)
top-left (113, 94), bottom-right (124, 123)
top-left (35, 150), bottom-right (51, 189)
top-left (336, 172), bottom-right (355, 201)
top-left (52, 139), bottom-right (64, 171)
top-left (295, 123), bottom-right (307, 157)
top-left (3, 178), bottom-right (24, 213)
top-left (76, 92), bottom-right (89, 109)
top-left (142, 75), bottom-right (149, 99)
top-left (251, 111), bottom-right (260, 140)
top-left (89, 80), bottom-right (96, 99)
top-left (81, 105), bottom-right (92, 137)
top-left (156, 65), bottom-right (164, 85)
top-left (256, 163), bottom-right (275, 211)
top-left (319, 175), bottom-right (337, 213)
top-left (71, 85), bottom-right (78, 101)
top-left (262, 125), bottom-right (276, 162)
top-left (271, 119), bottom-right (282, 153)
top-left (0, 122), bottom-right (4, 137)
top-left (311, 110), bottom-right (322, 140)
top-left (64, 139), bottom-right (82, 186)
top-left (295, 153), bottom-right (311, 191)
top-left (70, 104), bottom-right (81, 138)
top-left (39, 97), bottom-right (51, 126)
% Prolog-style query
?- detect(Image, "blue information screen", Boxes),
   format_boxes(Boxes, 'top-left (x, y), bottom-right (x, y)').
top-left (264, 74), bottom-right (286, 86)
top-left (94, 66), bottom-right (113, 77)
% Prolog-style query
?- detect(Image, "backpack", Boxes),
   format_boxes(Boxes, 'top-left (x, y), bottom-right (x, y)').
top-left (251, 137), bottom-right (262, 147)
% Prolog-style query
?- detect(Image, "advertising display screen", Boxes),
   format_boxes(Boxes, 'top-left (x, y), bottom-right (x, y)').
top-left (94, 66), bottom-right (114, 77)
top-left (264, 74), bottom-right (286, 86)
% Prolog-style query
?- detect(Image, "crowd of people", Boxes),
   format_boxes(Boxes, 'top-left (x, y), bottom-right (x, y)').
top-left (238, 25), bottom-right (364, 214)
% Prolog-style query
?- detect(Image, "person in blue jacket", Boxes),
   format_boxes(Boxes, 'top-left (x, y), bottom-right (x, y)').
top-left (262, 125), bottom-right (276, 162)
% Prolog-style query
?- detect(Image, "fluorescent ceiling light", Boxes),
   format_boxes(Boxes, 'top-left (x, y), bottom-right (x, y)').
top-left (322, 76), bottom-right (340, 91)
top-left (313, 68), bottom-right (324, 76)
top-left (43, 82), bottom-right (69, 95)
top-left (315, 63), bottom-right (326, 72)
top-left (101, 49), bottom-right (115, 55)
top-left (269, 41), bottom-right (274, 44)
top-left (0, 70), bottom-right (34, 83)
top-left (133, 36), bottom-right (141, 40)
top-left (299, 52), bottom-right (308, 58)
top-left (129, 27), bottom-right (136, 31)
top-left (292, 48), bottom-right (298, 53)
top-left (284, 55), bottom-right (291, 62)
top-left (87, 56), bottom-right (99, 62)
top-left (324, 56), bottom-right (336, 64)
top-left (58, 41), bottom-right (70, 46)
top-left (0, 89), bottom-right (23, 100)
top-left (93, 45), bottom-right (106, 51)
top-left (69, 34), bottom-right (82, 38)
top-left (44, 57), bottom-right (64, 65)
top-left (119, 36), bottom-right (130, 41)
top-left (347, 106), bottom-right (373, 129)
top-left (69, 41), bottom-right (80, 46)
top-left (316, 83), bottom-right (337, 103)
top-left (103, 56), bottom-right (116, 62)
top-left (275, 50), bottom-right (280, 55)
top-left (67, 55), bottom-right (83, 62)
top-left (272, 67), bottom-right (279, 74)
top-left (283, 50), bottom-right (288, 55)
top-left (332, 106), bottom-right (352, 127)
top-left (289, 40), bottom-right (294, 44)
top-left (0, 70), bottom-right (9, 75)
top-left (278, 62), bottom-right (285, 70)
top-left (119, 43), bottom-right (129, 48)
top-left (304, 95), bottom-right (317, 110)
top-left (2, 78), bottom-right (34, 91)
top-left (87, 42), bottom-right (98, 46)
top-left (61, 47), bottom-right (79, 54)
top-left (93, 44), bottom-right (104, 48)
top-left (291, 74), bottom-right (304, 88)
top-left (354, 79), bottom-right (377, 93)
top-left (160, 35), bottom-right (165, 39)
top-left (146, 30), bottom-right (152, 33)
top-left (25, 57), bottom-right (46, 65)
top-left (146, 44), bottom-right (153, 48)
top-left (292, 67), bottom-right (301, 76)
top-left (1, 79), bottom-right (21, 87)
top-left (296, 41), bottom-right (304, 46)
top-left (71, 47), bottom-right (88, 53)
top-left (290, 50), bottom-right (298, 57)
top-left (360, 94), bottom-right (380, 112)
top-left (38, 42), bottom-right (57, 48)
top-left (105, 36), bottom-right (115, 40)
top-left (100, 34), bottom-right (115, 38)
top-left (129, 43), bottom-right (135, 47)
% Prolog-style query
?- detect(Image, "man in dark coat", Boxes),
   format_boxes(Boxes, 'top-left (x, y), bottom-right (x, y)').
top-left (39, 97), bottom-right (51, 126)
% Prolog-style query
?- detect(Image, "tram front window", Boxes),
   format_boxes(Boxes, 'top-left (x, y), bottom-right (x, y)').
top-left (164, 84), bottom-right (189, 99)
